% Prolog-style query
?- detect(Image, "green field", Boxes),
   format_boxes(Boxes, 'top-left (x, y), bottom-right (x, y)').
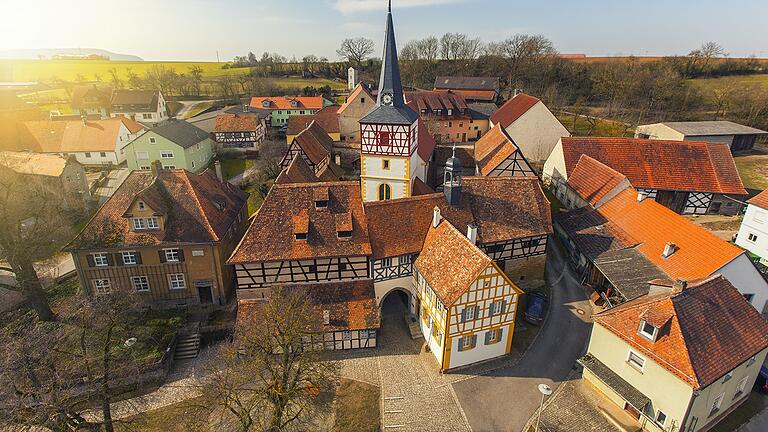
top-left (689, 74), bottom-right (768, 91)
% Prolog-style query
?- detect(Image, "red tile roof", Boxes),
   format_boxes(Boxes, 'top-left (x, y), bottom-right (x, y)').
top-left (560, 137), bottom-right (747, 195)
top-left (338, 83), bottom-right (374, 114)
top-left (412, 177), bottom-right (434, 196)
top-left (595, 275), bottom-right (768, 388)
top-left (405, 91), bottom-right (469, 116)
top-left (490, 93), bottom-right (540, 128)
top-left (416, 118), bottom-right (436, 162)
top-left (365, 194), bottom-right (447, 260)
top-left (566, 155), bottom-right (629, 207)
top-left (214, 113), bottom-right (262, 133)
top-left (474, 124), bottom-right (520, 176)
top-left (291, 121), bottom-right (334, 165)
top-left (275, 154), bottom-right (320, 184)
top-left (69, 169), bottom-right (248, 249)
top-left (249, 96), bottom-right (325, 110)
top-left (748, 189), bottom-right (768, 209)
top-left (415, 220), bottom-right (493, 306)
top-left (434, 89), bottom-right (497, 102)
top-left (286, 106), bottom-right (340, 135)
top-left (229, 182), bottom-right (371, 263)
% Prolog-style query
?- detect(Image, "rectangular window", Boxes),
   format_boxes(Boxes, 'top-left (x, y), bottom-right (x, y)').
top-left (85, 152), bottom-right (91, 158)
top-left (121, 251), bottom-right (137, 265)
top-left (191, 160), bottom-right (196, 168)
top-left (140, 165), bottom-right (151, 170)
top-left (131, 276), bottom-right (150, 292)
top-left (92, 279), bottom-right (111, 295)
top-left (168, 273), bottom-right (186, 290)
top-left (142, 113), bottom-right (152, 120)
top-left (723, 371), bottom-right (733, 383)
top-left (378, 131), bottom-right (390, 147)
top-left (464, 306), bottom-right (475, 320)
top-left (461, 334), bottom-right (473, 351)
top-left (655, 410), bottom-right (667, 427)
top-left (627, 350), bottom-right (645, 371)
top-left (132, 218), bottom-right (146, 230)
top-left (710, 393), bottom-right (724, 416)
top-left (736, 376), bottom-right (749, 397)
top-left (137, 201), bottom-right (146, 210)
top-left (100, 152), bottom-right (107, 157)
top-left (164, 249), bottom-right (180, 262)
top-left (160, 150), bottom-right (174, 158)
top-left (93, 253), bottom-right (109, 267)
top-left (163, 165), bottom-right (176, 169)
top-left (486, 329), bottom-right (498, 344)
top-left (342, 331), bottom-right (352, 340)
top-left (639, 321), bottom-right (658, 341)
top-left (147, 217), bottom-right (159, 229)
top-left (748, 233), bottom-right (758, 242)
top-left (490, 300), bottom-right (502, 316)
top-left (381, 257), bottom-right (392, 268)
top-left (149, 137), bottom-right (156, 144)
top-left (382, 159), bottom-right (390, 170)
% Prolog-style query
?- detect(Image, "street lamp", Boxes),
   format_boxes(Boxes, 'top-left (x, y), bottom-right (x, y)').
top-left (535, 383), bottom-right (553, 432)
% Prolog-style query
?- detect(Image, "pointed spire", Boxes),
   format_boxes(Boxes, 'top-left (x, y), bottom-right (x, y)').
top-left (376, 0), bottom-right (405, 108)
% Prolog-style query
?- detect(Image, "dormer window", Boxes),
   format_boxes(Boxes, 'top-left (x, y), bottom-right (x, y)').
top-left (290, 100), bottom-right (298, 108)
top-left (132, 218), bottom-right (146, 230)
top-left (338, 230), bottom-right (352, 239)
top-left (314, 187), bottom-right (329, 209)
top-left (262, 100), bottom-right (270, 108)
top-left (638, 320), bottom-right (658, 341)
top-left (138, 201), bottom-right (146, 210)
top-left (335, 212), bottom-right (352, 240)
top-left (293, 209), bottom-right (309, 241)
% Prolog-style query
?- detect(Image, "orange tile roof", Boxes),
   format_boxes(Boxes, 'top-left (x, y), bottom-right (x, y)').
top-left (21, 117), bottom-right (143, 153)
top-left (748, 189), bottom-right (768, 209)
top-left (560, 187), bottom-right (743, 279)
top-left (416, 118), bottom-right (436, 162)
top-left (286, 106), bottom-right (340, 135)
top-left (275, 154), bottom-right (320, 184)
top-left (69, 169), bottom-right (248, 248)
top-left (474, 124), bottom-right (520, 176)
top-left (490, 93), bottom-right (540, 128)
top-left (415, 220), bottom-right (493, 306)
top-left (339, 84), bottom-right (374, 114)
top-left (249, 95), bottom-right (325, 110)
top-left (214, 113), bottom-right (262, 133)
top-left (595, 275), bottom-right (768, 388)
top-left (561, 137), bottom-right (747, 195)
top-left (566, 155), bottom-right (629, 207)
top-left (229, 182), bottom-right (371, 263)
top-left (291, 121), bottom-right (333, 165)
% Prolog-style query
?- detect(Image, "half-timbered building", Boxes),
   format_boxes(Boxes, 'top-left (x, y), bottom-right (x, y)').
top-left (474, 124), bottom-right (537, 177)
top-left (213, 113), bottom-right (265, 149)
top-left (279, 120), bottom-right (344, 181)
top-left (414, 215), bottom-right (522, 371)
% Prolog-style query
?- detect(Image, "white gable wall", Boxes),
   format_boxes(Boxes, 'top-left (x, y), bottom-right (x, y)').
top-left (736, 204), bottom-right (768, 262)
top-left (502, 101), bottom-right (570, 163)
top-left (715, 253), bottom-right (768, 314)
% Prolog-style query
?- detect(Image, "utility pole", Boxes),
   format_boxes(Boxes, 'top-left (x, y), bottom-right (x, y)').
top-left (216, 50), bottom-right (220, 63)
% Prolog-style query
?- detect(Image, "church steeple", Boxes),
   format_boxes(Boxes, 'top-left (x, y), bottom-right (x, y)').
top-left (377, 0), bottom-right (405, 108)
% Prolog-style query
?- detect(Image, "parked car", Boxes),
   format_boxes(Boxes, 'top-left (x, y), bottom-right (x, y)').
top-left (278, 126), bottom-right (288, 135)
top-left (523, 292), bottom-right (547, 325)
top-left (754, 365), bottom-right (768, 393)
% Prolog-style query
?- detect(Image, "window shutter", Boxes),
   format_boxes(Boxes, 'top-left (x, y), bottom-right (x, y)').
top-left (488, 303), bottom-right (494, 317)
top-left (484, 331), bottom-right (491, 345)
top-left (114, 253), bottom-right (124, 266)
top-left (135, 251), bottom-right (143, 265)
top-left (471, 334), bottom-right (477, 348)
top-left (159, 250), bottom-right (167, 263)
top-left (105, 254), bottom-right (114, 266)
top-left (178, 249), bottom-right (185, 262)
top-left (498, 328), bottom-right (504, 341)
top-left (460, 308), bottom-right (466, 323)
top-left (501, 300), bottom-right (507, 316)
top-left (474, 305), bottom-right (480, 320)
top-left (86, 254), bottom-right (95, 267)
top-left (458, 337), bottom-right (464, 351)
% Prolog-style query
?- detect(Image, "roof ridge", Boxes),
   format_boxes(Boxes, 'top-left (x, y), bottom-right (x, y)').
top-left (363, 192), bottom-right (443, 207)
top-left (178, 171), bottom-right (220, 242)
top-left (276, 181), bottom-right (359, 188)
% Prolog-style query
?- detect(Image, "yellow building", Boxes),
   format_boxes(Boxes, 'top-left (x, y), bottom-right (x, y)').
top-left (581, 276), bottom-right (768, 432)
top-left (414, 209), bottom-right (523, 371)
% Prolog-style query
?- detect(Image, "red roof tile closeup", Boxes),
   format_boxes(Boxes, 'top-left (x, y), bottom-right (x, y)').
top-left (749, 189), bottom-right (768, 209)
top-left (595, 275), bottom-right (768, 388)
top-left (69, 169), bottom-right (248, 249)
top-left (474, 124), bottom-right (520, 176)
top-left (566, 155), bottom-right (629, 207)
top-left (229, 182), bottom-right (371, 263)
top-left (490, 93), bottom-right (540, 128)
top-left (415, 220), bottom-right (493, 306)
top-left (249, 96), bottom-right (325, 110)
top-left (291, 121), bottom-right (334, 165)
top-left (561, 137), bottom-right (747, 195)
top-left (214, 113), bottom-right (262, 133)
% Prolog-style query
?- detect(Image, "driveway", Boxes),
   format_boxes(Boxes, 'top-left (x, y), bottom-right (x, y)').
top-left (452, 243), bottom-right (593, 432)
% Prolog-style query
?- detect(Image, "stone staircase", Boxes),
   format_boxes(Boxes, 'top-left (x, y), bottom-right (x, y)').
top-left (404, 314), bottom-right (422, 340)
top-left (174, 332), bottom-right (201, 360)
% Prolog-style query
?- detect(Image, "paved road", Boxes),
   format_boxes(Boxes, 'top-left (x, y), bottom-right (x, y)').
top-left (452, 243), bottom-right (593, 432)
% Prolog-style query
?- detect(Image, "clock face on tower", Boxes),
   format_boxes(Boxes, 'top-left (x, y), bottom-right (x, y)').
top-left (381, 92), bottom-right (393, 106)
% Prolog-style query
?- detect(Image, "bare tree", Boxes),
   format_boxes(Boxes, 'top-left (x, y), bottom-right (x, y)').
top-left (199, 286), bottom-right (338, 432)
top-left (439, 33), bottom-right (483, 61)
top-left (107, 68), bottom-right (123, 89)
top-left (336, 37), bottom-right (375, 66)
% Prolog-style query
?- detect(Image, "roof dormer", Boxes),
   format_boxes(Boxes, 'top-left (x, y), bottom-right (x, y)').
top-left (290, 99), bottom-right (299, 108)
top-left (293, 209), bottom-right (309, 241)
top-left (262, 100), bottom-right (271, 108)
top-left (638, 319), bottom-right (659, 342)
top-left (314, 187), bottom-right (329, 210)
top-left (638, 306), bottom-right (673, 342)
top-left (335, 212), bottom-right (353, 240)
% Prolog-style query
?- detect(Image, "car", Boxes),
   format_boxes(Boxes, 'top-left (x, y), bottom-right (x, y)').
top-left (523, 292), bottom-right (547, 325)
top-left (278, 126), bottom-right (288, 135)
top-left (754, 365), bottom-right (768, 393)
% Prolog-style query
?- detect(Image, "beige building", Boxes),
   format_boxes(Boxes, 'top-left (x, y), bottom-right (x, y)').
top-left (67, 164), bottom-right (249, 308)
top-left (0, 151), bottom-right (90, 209)
top-left (337, 83), bottom-right (375, 143)
top-left (581, 276), bottom-right (768, 432)
top-left (635, 121), bottom-right (768, 153)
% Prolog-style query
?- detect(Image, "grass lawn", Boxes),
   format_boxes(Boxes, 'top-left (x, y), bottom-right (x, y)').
top-left (557, 112), bottom-right (634, 137)
top-left (709, 392), bottom-right (767, 432)
top-left (332, 378), bottom-right (381, 432)
top-left (116, 396), bottom-right (209, 432)
top-left (735, 153), bottom-right (768, 192)
top-left (690, 74), bottom-right (768, 92)
top-left (273, 77), bottom-right (346, 91)
top-left (218, 158), bottom-right (255, 180)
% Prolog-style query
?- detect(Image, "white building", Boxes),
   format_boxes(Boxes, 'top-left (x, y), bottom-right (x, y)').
top-left (111, 89), bottom-right (168, 127)
top-left (489, 92), bottom-right (570, 162)
top-left (736, 190), bottom-right (768, 265)
top-left (347, 67), bottom-right (359, 90)
top-left (635, 121), bottom-right (768, 153)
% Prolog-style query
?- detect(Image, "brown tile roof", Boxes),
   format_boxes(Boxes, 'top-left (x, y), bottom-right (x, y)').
top-left (490, 93), bottom-right (540, 128)
top-left (433, 76), bottom-right (500, 92)
top-left (338, 84), bottom-right (374, 114)
top-left (595, 275), bottom-right (768, 388)
top-left (111, 89), bottom-right (159, 111)
top-left (412, 177), bottom-right (434, 196)
top-left (71, 85), bottom-right (112, 109)
top-left (236, 279), bottom-right (380, 332)
top-left (416, 118), bottom-right (437, 162)
top-left (275, 154), bottom-right (321, 184)
top-left (21, 117), bottom-right (144, 153)
top-left (365, 194), bottom-right (447, 260)
top-left (560, 137), bottom-right (747, 195)
top-left (474, 124), bottom-right (519, 176)
top-left (749, 189), bottom-right (768, 209)
top-left (433, 145), bottom-right (476, 171)
top-left (69, 169), bottom-right (248, 249)
top-left (434, 89), bottom-right (497, 102)
top-left (291, 121), bottom-right (333, 165)
top-left (0, 151), bottom-right (69, 177)
top-left (566, 155), bottom-right (629, 207)
top-left (556, 187), bottom-right (744, 279)
top-left (249, 96), bottom-right (325, 110)
top-left (214, 113), bottom-right (262, 133)
top-left (415, 220), bottom-right (493, 306)
top-left (286, 106), bottom-right (340, 135)
top-left (229, 182), bottom-right (371, 263)
top-left (405, 91), bottom-right (469, 116)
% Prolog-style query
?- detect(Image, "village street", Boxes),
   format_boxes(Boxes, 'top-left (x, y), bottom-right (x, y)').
top-left (452, 242), bottom-right (593, 431)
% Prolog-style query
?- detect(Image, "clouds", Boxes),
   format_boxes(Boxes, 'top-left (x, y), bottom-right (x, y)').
top-left (332, 0), bottom-right (465, 14)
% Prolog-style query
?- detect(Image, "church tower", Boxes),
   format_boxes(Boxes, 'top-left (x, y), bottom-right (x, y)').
top-left (358, 1), bottom-right (424, 202)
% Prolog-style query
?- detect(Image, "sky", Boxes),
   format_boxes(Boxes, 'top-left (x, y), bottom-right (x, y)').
top-left (0, 0), bottom-right (767, 61)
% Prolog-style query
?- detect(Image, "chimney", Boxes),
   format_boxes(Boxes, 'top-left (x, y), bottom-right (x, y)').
top-left (150, 160), bottom-right (162, 177)
top-left (215, 160), bottom-right (223, 182)
top-left (467, 225), bottom-right (478, 244)
top-left (514, 88), bottom-right (524, 97)
top-left (637, 191), bottom-right (646, 202)
top-left (671, 279), bottom-right (688, 294)
top-left (432, 207), bottom-right (442, 228)
top-left (323, 310), bottom-right (330, 325)
top-left (661, 242), bottom-right (677, 258)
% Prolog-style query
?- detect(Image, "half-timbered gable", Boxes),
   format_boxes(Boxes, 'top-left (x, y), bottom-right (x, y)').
top-left (414, 218), bottom-right (522, 371)
top-left (213, 114), bottom-right (265, 149)
top-left (279, 120), bottom-right (333, 173)
top-left (474, 124), bottom-right (537, 177)
top-left (229, 181), bottom-right (372, 290)
top-left (275, 154), bottom-right (321, 185)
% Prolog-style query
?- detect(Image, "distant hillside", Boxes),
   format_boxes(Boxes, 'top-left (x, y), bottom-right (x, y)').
top-left (0, 48), bottom-right (143, 62)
